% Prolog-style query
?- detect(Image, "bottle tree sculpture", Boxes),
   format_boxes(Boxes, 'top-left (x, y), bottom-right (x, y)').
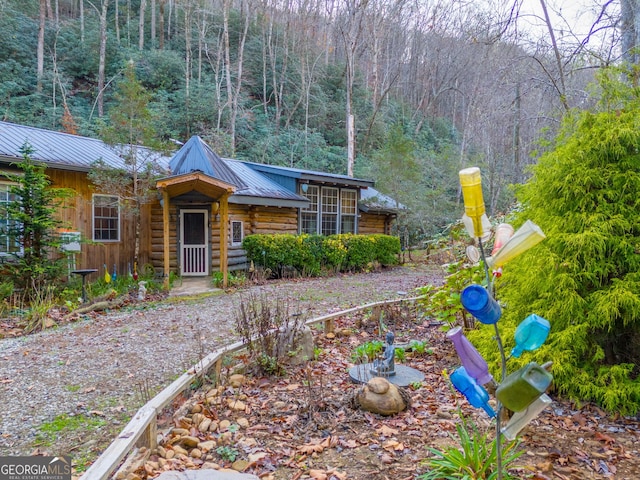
top-left (451, 167), bottom-right (552, 480)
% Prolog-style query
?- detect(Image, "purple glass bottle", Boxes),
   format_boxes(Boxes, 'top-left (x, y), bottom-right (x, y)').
top-left (446, 326), bottom-right (494, 385)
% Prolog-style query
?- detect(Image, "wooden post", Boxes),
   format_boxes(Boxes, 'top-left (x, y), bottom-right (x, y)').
top-left (324, 318), bottom-right (335, 334)
top-left (219, 193), bottom-right (229, 288)
top-left (136, 419), bottom-right (157, 451)
top-left (162, 189), bottom-right (170, 290)
top-left (214, 356), bottom-right (223, 386)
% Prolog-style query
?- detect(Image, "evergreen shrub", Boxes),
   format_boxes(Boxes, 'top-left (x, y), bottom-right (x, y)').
top-left (468, 69), bottom-right (640, 414)
top-left (242, 233), bottom-right (400, 277)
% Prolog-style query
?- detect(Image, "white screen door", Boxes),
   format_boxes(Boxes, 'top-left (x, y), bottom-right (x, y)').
top-left (180, 209), bottom-right (208, 276)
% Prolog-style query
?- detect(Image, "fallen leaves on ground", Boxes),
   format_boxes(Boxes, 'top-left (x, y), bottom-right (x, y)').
top-left (128, 312), bottom-right (640, 480)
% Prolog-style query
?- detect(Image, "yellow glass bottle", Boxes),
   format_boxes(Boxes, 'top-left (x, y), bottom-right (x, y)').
top-left (459, 167), bottom-right (485, 238)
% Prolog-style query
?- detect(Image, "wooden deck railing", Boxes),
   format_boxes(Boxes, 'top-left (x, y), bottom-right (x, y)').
top-left (79, 296), bottom-right (422, 480)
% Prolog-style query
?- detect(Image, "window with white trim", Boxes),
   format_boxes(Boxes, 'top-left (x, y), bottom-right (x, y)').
top-left (300, 185), bottom-right (319, 234)
top-left (93, 194), bottom-right (120, 241)
top-left (321, 187), bottom-right (339, 236)
top-left (340, 189), bottom-right (357, 234)
top-left (231, 220), bottom-right (244, 246)
top-left (0, 183), bottom-right (20, 255)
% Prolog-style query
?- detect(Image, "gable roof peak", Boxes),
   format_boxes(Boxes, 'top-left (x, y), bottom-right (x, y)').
top-left (168, 135), bottom-right (245, 187)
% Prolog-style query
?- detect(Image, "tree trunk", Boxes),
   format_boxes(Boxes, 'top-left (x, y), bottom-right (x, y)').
top-left (341, 0), bottom-right (367, 177)
top-left (539, 0), bottom-right (568, 110)
top-left (198, 8), bottom-right (205, 85)
top-left (512, 83), bottom-right (521, 183)
top-left (37, 0), bottom-right (46, 92)
top-left (222, 0), bottom-right (234, 150)
top-left (98, 0), bottom-right (109, 118)
top-left (80, 0), bottom-right (85, 44)
top-left (232, 1), bottom-right (250, 151)
top-left (115, 0), bottom-right (120, 43)
top-left (139, 0), bottom-right (146, 50)
top-left (185, 2), bottom-right (192, 136)
top-left (45, 0), bottom-right (54, 19)
top-left (621, 0), bottom-right (640, 72)
top-left (151, 0), bottom-right (156, 44)
top-left (159, 0), bottom-right (165, 49)
top-left (127, 0), bottom-right (131, 46)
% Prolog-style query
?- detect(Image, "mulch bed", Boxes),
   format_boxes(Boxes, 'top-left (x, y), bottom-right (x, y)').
top-left (129, 308), bottom-right (640, 480)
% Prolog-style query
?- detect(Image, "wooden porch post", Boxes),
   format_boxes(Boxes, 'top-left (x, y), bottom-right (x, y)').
top-left (219, 193), bottom-right (229, 288)
top-left (162, 189), bottom-right (170, 290)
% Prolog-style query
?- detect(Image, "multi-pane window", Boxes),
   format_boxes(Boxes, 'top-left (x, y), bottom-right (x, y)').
top-left (300, 185), bottom-right (319, 234)
top-left (300, 185), bottom-right (359, 235)
top-left (231, 220), bottom-right (243, 246)
top-left (321, 187), bottom-right (339, 236)
top-left (0, 183), bottom-right (19, 255)
top-left (340, 189), bottom-right (357, 234)
top-left (93, 194), bottom-right (120, 241)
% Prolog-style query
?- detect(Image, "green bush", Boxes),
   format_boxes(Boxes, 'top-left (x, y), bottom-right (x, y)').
top-left (372, 234), bottom-right (402, 266)
top-left (242, 233), bottom-right (400, 278)
top-left (469, 68), bottom-right (640, 414)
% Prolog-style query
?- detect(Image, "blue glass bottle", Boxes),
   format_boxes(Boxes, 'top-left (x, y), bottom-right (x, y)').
top-left (460, 284), bottom-right (502, 324)
top-left (450, 366), bottom-right (496, 418)
top-left (511, 314), bottom-right (550, 358)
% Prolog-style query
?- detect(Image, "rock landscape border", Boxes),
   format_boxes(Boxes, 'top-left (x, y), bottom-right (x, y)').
top-left (79, 296), bottom-right (422, 480)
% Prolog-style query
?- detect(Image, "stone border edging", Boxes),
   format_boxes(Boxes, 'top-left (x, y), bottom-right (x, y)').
top-left (79, 296), bottom-right (423, 480)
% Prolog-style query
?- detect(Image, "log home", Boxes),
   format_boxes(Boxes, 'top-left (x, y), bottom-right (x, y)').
top-left (0, 122), bottom-right (399, 286)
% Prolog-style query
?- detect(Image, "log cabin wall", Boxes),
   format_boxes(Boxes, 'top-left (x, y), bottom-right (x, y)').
top-left (47, 168), bottom-right (149, 277)
top-left (149, 200), bottom-right (178, 275)
top-left (211, 204), bottom-right (299, 272)
top-left (358, 211), bottom-right (394, 235)
top-left (148, 202), bottom-right (299, 276)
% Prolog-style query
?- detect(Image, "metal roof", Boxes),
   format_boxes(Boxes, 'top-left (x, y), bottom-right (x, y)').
top-left (0, 121), bottom-right (172, 171)
top-left (169, 136), bottom-right (246, 187)
top-left (0, 122), bottom-right (381, 210)
top-left (225, 159), bottom-right (309, 208)
top-left (165, 136), bottom-right (308, 207)
top-left (0, 121), bottom-right (122, 169)
top-left (241, 160), bottom-right (375, 188)
top-left (359, 187), bottom-right (403, 213)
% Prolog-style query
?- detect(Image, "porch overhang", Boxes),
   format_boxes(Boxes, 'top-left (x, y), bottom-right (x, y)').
top-left (155, 172), bottom-right (237, 289)
top-left (156, 171), bottom-right (236, 198)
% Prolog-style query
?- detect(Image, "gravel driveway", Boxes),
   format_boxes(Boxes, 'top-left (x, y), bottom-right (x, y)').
top-left (0, 264), bottom-right (442, 459)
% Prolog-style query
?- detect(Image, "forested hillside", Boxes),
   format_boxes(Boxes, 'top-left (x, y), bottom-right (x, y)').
top-left (0, 0), bottom-right (617, 240)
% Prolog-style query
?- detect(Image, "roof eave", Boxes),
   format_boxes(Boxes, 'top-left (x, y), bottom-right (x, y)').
top-left (299, 173), bottom-right (373, 188)
top-left (0, 155), bottom-right (92, 173)
top-left (242, 161), bottom-right (375, 188)
top-left (229, 195), bottom-right (309, 209)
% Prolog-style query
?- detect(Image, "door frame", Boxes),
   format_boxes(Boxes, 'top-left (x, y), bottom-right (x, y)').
top-left (179, 208), bottom-right (209, 276)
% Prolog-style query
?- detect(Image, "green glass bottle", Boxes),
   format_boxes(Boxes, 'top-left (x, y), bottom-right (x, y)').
top-left (496, 362), bottom-right (552, 412)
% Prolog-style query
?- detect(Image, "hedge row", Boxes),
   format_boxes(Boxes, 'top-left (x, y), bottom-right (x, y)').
top-left (242, 233), bottom-right (400, 277)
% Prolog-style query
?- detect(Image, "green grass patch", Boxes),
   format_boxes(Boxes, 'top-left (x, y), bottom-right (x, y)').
top-left (35, 414), bottom-right (106, 447)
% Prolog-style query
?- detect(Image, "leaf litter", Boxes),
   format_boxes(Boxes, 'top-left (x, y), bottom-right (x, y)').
top-left (133, 311), bottom-right (640, 480)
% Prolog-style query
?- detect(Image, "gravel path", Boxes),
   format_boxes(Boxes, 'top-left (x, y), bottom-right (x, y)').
top-left (0, 264), bottom-right (442, 458)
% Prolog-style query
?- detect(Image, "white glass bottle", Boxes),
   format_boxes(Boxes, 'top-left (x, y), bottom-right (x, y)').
top-left (501, 393), bottom-right (552, 441)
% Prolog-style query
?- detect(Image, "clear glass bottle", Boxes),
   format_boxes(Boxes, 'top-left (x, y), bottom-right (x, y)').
top-left (501, 394), bottom-right (552, 440)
